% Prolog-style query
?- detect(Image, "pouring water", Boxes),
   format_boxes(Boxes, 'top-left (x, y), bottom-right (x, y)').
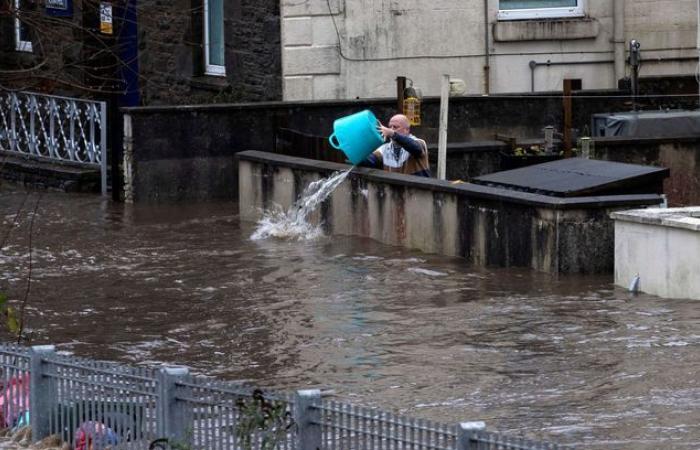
top-left (251, 167), bottom-right (354, 240)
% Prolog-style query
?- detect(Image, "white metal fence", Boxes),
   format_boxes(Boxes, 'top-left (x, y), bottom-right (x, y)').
top-left (0, 90), bottom-right (108, 195)
top-left (0, 344), bottom-right (573, 450)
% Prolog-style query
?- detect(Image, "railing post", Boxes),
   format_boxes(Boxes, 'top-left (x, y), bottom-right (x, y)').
top-left (295, 389), bottom-right (321, 450)
top-left (157, 367), bottom-right (190, 446)
top-left (99, 100), bottom-right (108, 196)
top-left (457, 421), bottom-right (486, 450)
top-left (30, 345), bottom-right (56, 442)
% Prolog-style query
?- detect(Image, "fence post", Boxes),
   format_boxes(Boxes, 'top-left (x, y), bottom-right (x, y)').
top-left (457, 421), bottom-right (486, 450)
top-left (295, 389), bottom-right (321, 450)
top-left (157, 367), bottom-right (190, 446)
top-left (30, 345), bottom-right (56, 442)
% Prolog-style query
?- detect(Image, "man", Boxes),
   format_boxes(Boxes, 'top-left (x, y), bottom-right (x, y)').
top-left (365, 114), bottom-right (431, 177)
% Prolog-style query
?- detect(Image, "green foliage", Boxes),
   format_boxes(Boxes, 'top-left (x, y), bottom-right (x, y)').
top-left (236, 389), bottom-right (295, 450)
top-left (0, 293), bottom-right (21, 338)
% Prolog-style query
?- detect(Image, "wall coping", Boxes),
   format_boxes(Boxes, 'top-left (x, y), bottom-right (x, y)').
top-left (121, 88), bottom-right (662, 115)
top-left (593, 135), bottom-right (700, 146)
top-left (611, 207), bottom-right (700, 232)
top-left (237, 150), bottom-right (663, 210)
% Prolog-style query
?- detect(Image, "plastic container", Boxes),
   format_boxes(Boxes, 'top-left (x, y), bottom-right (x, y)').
top-left (328, 110), bottom-right (384, 165)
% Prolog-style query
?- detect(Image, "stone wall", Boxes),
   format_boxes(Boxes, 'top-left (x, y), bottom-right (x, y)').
top-left (137, 0), bottom-right (282, 105)
top-left (0, 0), bottom-right (282, 105)
top-left (237, 150), bottom-right (664, 274)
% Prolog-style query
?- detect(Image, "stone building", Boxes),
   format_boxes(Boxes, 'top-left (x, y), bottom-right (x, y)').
top-left (0, 0), bottom-right (282, 105)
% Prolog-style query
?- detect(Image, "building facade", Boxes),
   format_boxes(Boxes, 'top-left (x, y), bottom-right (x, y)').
top-left (0, 0), bottom-right (282, 105)
top-left (281, 0), bottom-right (699, 100)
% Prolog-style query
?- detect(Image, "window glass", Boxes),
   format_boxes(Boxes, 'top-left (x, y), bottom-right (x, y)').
top-left (205, 0), bottom-right (225, 74)
top-left (500, 0), bottom-right (577, 9)
top-left (14, 0), bottom-right (33, 52)
top-left (498, 0), bottom-right (583, 20)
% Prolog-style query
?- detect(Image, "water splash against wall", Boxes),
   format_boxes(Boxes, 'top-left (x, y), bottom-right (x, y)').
top-left (251, 168), bottom-right (353, 240)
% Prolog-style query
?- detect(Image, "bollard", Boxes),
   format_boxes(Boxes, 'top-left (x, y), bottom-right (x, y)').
top-left (30, 345), bottom-right (56, 442)
top-left (295, 389), bottom-right (321, 450)
top-left (457, 421), bottom-right (486, 450)
top-left (544, 126), bottom-right (555, 154)
top-left (580, 137), bottom-right (591, 159)
top-left (157, 367), bottom-right (190, 446)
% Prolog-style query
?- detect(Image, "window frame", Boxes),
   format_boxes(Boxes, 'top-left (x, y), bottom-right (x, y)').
top-left (203, 0), bottom-right (225, 76)
top-left (498, 0), bottom-right (585, 21)
top-left (14, 0), bottom-right (33, 52)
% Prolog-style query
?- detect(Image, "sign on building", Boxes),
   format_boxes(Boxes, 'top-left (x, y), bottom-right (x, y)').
top-left (46, 0), bottom-right (73, 17)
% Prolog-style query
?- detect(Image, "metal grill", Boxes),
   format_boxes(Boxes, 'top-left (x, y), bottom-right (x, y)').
top-left (0, 344), bottom-right (573, 450)
top-left (0, 90), bottom-right (108, 195)
top-left (318, 400), bottom-right (456, 450)
top-left (173, 378), bottom-right (297, 450)
top-left (470, 429), bottom-right (571, 450)
top-left (42, 354), bottom-right (159, 450)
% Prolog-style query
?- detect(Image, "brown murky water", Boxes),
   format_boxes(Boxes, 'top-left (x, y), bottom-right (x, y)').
top-left (1, 187), bottom-right (699, 449)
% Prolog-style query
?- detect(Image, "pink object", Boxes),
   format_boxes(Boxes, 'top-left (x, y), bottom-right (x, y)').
top-left (0, 374), bottom-right (30, 428)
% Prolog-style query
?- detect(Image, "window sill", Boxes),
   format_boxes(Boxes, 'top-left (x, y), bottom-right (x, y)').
top-left (493, 18), bottom-right (599, 42)
top-left (190, 76), bottom-right (229, 91)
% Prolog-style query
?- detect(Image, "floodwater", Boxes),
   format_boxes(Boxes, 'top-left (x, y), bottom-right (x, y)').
top-left (1, 186), bottom-right (699, 449)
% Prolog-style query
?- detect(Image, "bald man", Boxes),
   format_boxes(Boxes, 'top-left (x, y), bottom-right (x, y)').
top-left (365, 114), bottom-right (431, 177)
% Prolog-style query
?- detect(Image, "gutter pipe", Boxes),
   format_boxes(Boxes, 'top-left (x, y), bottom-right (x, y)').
top-left (613, 0), bottom-right (625, 86)
top-left (484, 0), bottom-right (490, 94)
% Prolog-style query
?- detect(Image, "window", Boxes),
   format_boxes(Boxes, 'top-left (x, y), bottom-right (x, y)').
top-left (498, 0), bottom-right (585, 20)
top-left (204, 0), bottom-right (225, 75)
top-left (14, 0), bottom-right (32, 52)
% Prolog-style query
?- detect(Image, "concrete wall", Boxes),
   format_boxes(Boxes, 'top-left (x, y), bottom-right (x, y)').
top-left (281, 0), bottom-right (699, 100)
top-left (613, 208), bottom-right (700, 300)
top-left (592, 136), bottom-right (700, 207)
top-left (238, 150), bottom-right (664, 274)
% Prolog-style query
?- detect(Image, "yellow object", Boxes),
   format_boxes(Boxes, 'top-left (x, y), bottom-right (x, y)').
top-left (403, 97), bottom-right (421, 126)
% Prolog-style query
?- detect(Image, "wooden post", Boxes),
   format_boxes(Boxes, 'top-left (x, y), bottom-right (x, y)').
top-left (563, 79), bottom-right (573, 158)
top-left (397, 76), bottom-right (406, 114)
top-left (437, 74), bottom-right (450, 180)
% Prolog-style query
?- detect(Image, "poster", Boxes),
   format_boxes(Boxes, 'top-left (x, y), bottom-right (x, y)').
top-left (100, 2), bottom-right (113, 35)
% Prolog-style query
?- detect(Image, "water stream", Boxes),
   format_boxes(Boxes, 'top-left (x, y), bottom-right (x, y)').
top-left (0, 186), bottom-right (699, 449)
top-left (251, 167), bottom-right (353, 240)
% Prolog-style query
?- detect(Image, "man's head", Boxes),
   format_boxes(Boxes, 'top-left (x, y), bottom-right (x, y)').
top-left (388, 114), bottom-right (410, 136)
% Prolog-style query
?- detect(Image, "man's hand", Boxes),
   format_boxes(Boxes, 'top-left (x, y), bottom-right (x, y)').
top-left (377, 123), bottom-right (395, 141)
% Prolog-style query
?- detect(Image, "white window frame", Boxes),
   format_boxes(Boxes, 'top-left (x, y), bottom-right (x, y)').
top-left (204, 0), bottom-right (225, 76)
top-left (14, 0), bottom-right (33, 52)
top-left (498, 0), bottom-right (585, 21)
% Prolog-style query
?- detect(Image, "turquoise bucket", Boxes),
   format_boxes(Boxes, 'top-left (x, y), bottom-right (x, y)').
top-left (328, 110), bottom-right (385, 165)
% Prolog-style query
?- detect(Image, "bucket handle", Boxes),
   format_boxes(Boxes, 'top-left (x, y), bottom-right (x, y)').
top-left (329, 133), bottom-right (341, 150)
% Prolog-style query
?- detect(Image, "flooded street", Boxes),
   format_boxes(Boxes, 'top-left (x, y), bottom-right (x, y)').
top-left (1, 187), bottom-right (699, 449)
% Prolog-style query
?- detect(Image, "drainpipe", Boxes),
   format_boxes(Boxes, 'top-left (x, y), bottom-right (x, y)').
top-left (613, 0), bottom-right (625, 86)
top-left (483, 0), bottom-right (490, 94)
top-left (528, 60), bottom-right (614, 92)
top-left (697, 0), bottom-right (700, 106)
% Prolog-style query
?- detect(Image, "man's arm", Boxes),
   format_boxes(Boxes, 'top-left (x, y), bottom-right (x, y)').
top-left (393, 134), bottom-right (424, 158)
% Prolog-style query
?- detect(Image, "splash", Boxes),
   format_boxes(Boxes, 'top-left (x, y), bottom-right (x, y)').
top-left (251, 168), bottom-right (353, 240)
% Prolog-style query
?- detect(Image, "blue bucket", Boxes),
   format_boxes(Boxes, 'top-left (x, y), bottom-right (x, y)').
top-left (329, 110), bottom-right (385, 165)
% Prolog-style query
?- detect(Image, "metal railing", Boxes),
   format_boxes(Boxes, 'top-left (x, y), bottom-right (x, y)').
top-left (0, 90), bottom-right (108, 195)
top-left (0, 344), bottom-right (573, 450)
